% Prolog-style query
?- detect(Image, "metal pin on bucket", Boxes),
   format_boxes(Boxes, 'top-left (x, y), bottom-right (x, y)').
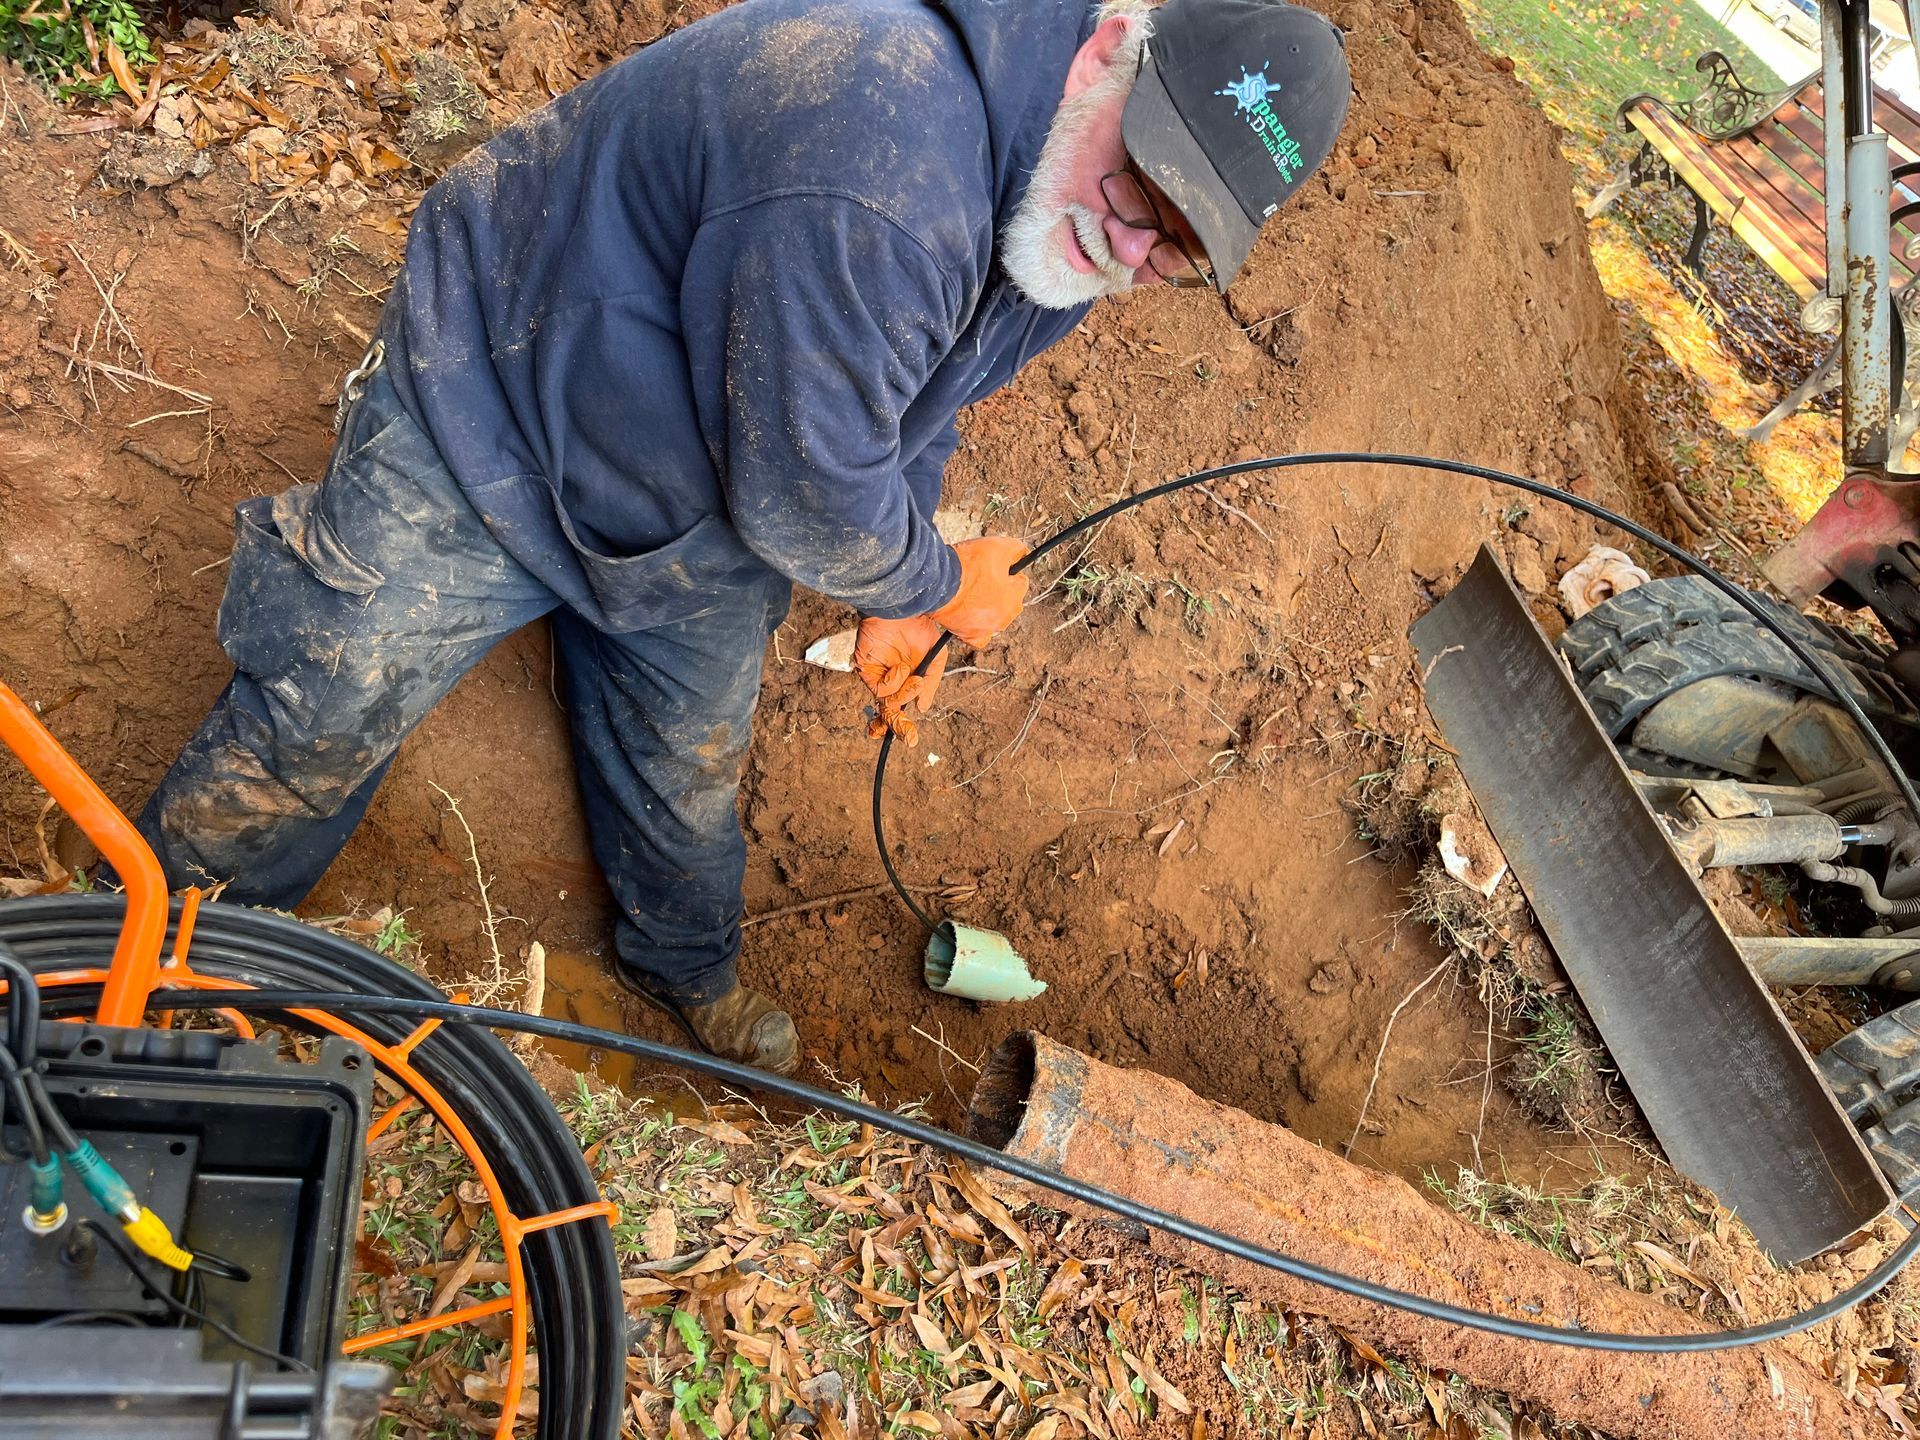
top-left (924, 922), bottom-right (1046, 1003)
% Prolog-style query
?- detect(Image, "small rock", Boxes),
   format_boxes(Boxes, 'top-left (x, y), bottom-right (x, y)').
top-left (1509, 549), bottom-right (1549, 596)
top-left (1439, 811), bottom-right (1508, 898)
top-left (1066, 391), bottom-right (1101, 423)
top-left (1308, 964), bottom-right (1350, 995)
top-left (1516, 508), bottom-right (1562, 551)
top-left (803, 627), bottom-right (858, 672)
top-left (805, 1372), bottom-right (845, 1411)
top-left (100, 134), bottom-right (213, 189)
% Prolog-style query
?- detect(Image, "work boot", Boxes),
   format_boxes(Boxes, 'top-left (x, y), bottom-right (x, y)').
top-left (617, 971), bottom-right (801, 1076)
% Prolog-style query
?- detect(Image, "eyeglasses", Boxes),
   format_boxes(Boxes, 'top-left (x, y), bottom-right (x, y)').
top-left (1099, 159), bottom-right (1214, 289)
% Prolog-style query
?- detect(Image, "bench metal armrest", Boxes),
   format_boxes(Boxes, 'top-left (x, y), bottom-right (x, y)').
top-left (1617, 50), bottom-right (1818, 142)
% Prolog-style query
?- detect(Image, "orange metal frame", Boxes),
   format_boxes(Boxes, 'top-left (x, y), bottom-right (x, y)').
top-left (0, 680), bottom-right (615, 1436)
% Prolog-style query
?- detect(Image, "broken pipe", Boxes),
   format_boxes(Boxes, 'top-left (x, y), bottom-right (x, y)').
top-left (965, 1033), bottom-right (1888, 1440)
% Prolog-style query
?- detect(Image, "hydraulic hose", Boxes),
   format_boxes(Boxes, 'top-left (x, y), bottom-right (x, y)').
top-left (0, 896), bottom-right (624, 1440)
top-left (1835, 793), bottom-right (1901, 824)
top-left (873, 452), bottom-right (1920, 935)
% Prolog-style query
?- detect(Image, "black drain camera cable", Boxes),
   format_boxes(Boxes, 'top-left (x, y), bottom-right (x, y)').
top-left (872, 451), bottom-right (1920, 931)
top-left (10, 455), bottom-right (1919, 1362)
top-left (121, 984), bottom-right (1920, 1355)
top-left (7, 869), bottom-right (1918, 1353)
top-left (858, 449), bottom-right (1920, 1341)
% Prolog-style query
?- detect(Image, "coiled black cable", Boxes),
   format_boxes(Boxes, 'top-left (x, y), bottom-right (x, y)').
top-left (0, 945), bottom-right (40, 1063)
top-left (7, 901), bottom-right (1920, 1355)
top-left (0, 896), bottom-right (624, 1440)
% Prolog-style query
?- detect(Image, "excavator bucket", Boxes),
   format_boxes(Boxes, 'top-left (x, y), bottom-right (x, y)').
top-left (1411, 546), bottom-right (1891, 1262)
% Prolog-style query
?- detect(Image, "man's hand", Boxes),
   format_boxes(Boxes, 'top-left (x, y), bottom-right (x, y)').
top-left (855, 535), bottom-right (1030, 743)
top-left (854, 614), bottom-right (948, 745)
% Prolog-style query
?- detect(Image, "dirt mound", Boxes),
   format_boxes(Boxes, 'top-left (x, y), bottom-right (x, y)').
top-left (0, 0), bottom-right (1669, 1188)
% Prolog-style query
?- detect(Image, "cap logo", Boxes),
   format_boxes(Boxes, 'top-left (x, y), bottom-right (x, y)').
top-left (1215, 64), bottom-right (1305, 185)
top-left (1216, 66), bottom-right (1274, 114)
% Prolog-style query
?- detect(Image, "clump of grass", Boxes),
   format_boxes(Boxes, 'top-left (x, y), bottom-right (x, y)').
top-left (372, 909), bottom-right (422, 959)
top-left (1346, 742), bottom-right (1458, 862)
top-left (1057, 560), bottom-right (1151, 627)
top-left (1508, 987), bottom-right (1608, 1115)
top-left (216, 25), bottom-right (319, 88)
top-left (401, 51), bottom-right (491, 165)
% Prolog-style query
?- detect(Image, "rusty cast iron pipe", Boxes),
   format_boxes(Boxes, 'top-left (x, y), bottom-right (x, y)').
top-left (967, 1033), bottom-right (1883, 1440)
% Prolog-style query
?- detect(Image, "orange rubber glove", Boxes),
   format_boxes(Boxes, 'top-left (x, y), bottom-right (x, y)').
top-left (855, 535), bottom-right (1030, 744)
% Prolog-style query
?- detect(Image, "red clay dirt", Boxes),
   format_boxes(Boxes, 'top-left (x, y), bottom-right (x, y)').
top-left (2, 0), bottom-right (1668, 1205)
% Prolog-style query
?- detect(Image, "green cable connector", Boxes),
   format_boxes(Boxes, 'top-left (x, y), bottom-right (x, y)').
top-left (62, 1139), bottom-right (136, 1222)
top-left (23, 1155), bottom-right (65, 1234)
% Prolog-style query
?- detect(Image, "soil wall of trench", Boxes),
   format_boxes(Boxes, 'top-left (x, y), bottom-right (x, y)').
top-left (0, 0), bottom-right (1672, 1184)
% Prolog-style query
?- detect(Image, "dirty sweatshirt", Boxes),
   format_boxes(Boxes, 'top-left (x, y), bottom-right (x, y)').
top-left (381, 0), bottom-right (1098, 633)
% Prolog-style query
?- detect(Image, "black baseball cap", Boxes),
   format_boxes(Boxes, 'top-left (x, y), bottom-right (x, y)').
top-left (1122, 0), bottom-right (1351, 289)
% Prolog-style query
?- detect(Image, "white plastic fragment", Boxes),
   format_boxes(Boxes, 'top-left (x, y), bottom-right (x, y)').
top-left (1438, 810), bottom-right (1508, 898)
top-left (803, 628), bottom-right (859, 672)
top-left (1557, 545), bottom-right (1650, 619)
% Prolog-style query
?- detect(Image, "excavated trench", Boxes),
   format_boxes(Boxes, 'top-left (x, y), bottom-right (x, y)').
top-left (3, 0), bottom-right (1677, 1219)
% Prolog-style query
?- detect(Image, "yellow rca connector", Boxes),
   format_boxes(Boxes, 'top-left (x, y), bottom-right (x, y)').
top-left (123, 1206), bottom-right (193, 1272)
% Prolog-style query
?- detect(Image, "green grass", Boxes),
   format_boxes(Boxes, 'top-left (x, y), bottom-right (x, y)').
top-left (371, 909), bottom-right (422, 958)
top-left (1512, 989), bottom-right (1594, 1104)
top-left (1, 0), bottom-right (151, 97)
top-left (1461, 0), bottom-right (1788, 155)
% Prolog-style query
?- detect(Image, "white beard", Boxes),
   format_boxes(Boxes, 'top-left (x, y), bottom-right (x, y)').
top-left (1000, 45), bottom-right (1144, 310)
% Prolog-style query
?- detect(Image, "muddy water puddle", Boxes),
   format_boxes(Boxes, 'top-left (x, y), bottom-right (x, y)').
top-left (538, 947), bottom-right (708, 1118)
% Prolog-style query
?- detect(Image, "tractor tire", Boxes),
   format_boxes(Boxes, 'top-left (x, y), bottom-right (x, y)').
top-left (1819, 999), bottom-right (1920, 1208)
top-left (1556, 576), bottom-right (1920, 745)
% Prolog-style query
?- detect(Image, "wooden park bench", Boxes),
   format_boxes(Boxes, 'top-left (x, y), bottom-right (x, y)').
top-left (1588, 51), bottom-right (1920, 442)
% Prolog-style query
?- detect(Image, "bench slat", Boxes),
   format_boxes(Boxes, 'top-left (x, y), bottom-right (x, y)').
top-left (1798, 83), bottom-right (1920, 167)
top-left (1769, 99), bottom-right (1831, 191)
top-left (1725, 132), bottom-right (1832, 247)
top-left (1763, 104), bottom-right (1920, 279)
top-left (1631, 104), bottom-right (1826, 298)
top-left (1624, 65), bottom-right (1920, 300)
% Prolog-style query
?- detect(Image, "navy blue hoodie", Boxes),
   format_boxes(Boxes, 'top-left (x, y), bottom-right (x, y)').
top-left (382, 0), bottom-right (1098, 632)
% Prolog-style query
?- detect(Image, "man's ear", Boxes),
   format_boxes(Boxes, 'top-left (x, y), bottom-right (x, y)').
top-left (1063, 13), bottom-right (1139, 101)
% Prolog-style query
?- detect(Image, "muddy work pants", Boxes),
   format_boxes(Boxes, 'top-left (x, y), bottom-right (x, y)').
top-left (138, 368), bottom-right (789, 1007)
